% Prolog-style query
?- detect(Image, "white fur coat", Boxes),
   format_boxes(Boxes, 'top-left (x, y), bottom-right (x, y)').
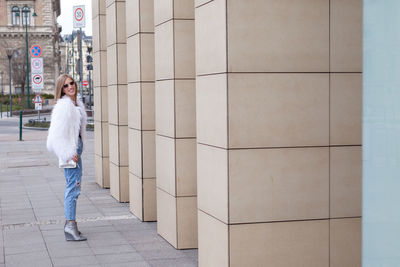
top-left (47, 96), bottom-right (87, 162)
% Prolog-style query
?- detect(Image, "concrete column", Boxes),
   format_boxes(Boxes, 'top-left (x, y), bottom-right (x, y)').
top-left (126, 0), bottom-right (157, 221)
top-left (195, 0), bottom-right (362, 266)
top-left (106, 0), bottom-right (128, 202)
top-left (93, 0), bottom-right (110, 188)
top-left (154, 0), bottom-right (197, 249)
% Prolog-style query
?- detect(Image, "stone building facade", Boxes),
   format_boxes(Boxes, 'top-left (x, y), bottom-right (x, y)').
top-left (93, 0), bottom-right (362, 266)
top-left (0, 0), bottom-right (61, 95)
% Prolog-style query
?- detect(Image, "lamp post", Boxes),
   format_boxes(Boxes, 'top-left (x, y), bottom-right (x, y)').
top-left (17, 6), bottom-right (37, 109)
top-left (6, 48), bottom-right (13, 117)
top-left (0, 71), bottom-right (3, 95)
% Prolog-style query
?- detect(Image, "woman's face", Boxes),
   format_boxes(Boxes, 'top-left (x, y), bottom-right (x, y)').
top-left (63, 78), bottom-right (76, 99)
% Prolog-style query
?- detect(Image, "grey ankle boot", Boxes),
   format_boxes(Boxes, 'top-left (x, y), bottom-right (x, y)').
top-left (64, 221), bottom-right (81, 235)
top-left (64, 221), bottom-right (87, 241)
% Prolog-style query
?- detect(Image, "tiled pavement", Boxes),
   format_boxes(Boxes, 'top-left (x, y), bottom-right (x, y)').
top-left (0, 117), bottom-right (198, 267)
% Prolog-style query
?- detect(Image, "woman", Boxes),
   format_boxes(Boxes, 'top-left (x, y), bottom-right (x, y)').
top-left (47, 74), bottom-right (87, 241)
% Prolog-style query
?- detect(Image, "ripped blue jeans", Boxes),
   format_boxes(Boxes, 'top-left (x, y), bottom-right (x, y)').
top-left (64, 137), bottom-right (83, 220)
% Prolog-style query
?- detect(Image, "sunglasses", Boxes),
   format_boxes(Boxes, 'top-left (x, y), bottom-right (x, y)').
top-left (63, 81), bottom-right (75, 89)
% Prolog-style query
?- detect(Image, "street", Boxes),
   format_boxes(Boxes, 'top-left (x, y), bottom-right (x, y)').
top-left (0, 116), bottom-right (198, 267)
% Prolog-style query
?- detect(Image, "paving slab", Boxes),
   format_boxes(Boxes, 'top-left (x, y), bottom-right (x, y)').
top-left (0, 117), bottom-right (198, 266)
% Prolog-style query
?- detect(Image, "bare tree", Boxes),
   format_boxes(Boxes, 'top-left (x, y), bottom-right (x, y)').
top-left (11, 47), bottom-right (27, 99)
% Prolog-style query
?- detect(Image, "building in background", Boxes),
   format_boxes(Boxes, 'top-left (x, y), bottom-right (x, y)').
top-left (0, 0), bottom-right (61, 95)
top-left (60, 31), bottom-right (93, 98)
top-left (93, 0), bottom-right (363, 266)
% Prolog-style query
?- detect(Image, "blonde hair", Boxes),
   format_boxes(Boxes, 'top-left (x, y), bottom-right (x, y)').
top-left (55, 74), bottom-right (77, 102)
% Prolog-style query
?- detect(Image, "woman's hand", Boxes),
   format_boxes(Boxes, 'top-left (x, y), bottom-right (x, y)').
top-left (72, 154), bottom-right (79, 163)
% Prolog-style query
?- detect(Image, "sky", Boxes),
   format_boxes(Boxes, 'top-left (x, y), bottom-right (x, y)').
top-left (57, 0), bottom-right (92, 36)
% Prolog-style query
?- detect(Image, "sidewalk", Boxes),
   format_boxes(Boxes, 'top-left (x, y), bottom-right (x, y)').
top-left (0, 126), bottom-right (198, 267)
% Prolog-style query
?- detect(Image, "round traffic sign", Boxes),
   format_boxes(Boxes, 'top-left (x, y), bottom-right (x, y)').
top-left (31, 45), bottom-right (42, 57)
top-left (32, 58), bottom-right (42, 70)
top-left (74, 8), bottom-right (84, 22)
top-left (83, 80), bottom-right (88, 86)
top-left (33, 74), bottom-right (43, 84)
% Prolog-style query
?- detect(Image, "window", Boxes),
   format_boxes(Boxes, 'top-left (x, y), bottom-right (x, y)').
top-left (12, 6), bottom-right (20, 26)
top-left (22, 6), bottom-right (30, 26)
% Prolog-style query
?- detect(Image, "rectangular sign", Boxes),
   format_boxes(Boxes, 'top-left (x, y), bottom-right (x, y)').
top-left (31, 73), bottom-right (44, 91)
top-left (35, 102), bottom-right (42, 111)
top-left (73, 5), bottom-right (86, 28)
top-left (31, 58), bottom-right (43, 74)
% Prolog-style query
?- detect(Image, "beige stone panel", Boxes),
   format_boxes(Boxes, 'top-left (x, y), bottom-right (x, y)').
top-left (106, 2), bottom-right (116, 46)
top-left (330, 218), bottom-right (361, 267)
top-left (196, 74), bottom-right (227, 148)
top-left (155, 80), bottom-right (175, 137)
top-left (174, 0), bottom-right (195, 19)
top-left (118, 85), bottom-right (128, 125)
top-left (197, 144), bottom-right (228, 223)
top-left (140, 0), bottom-right (155, 32)
top-left (157, 188), bottom-right (177, 247)
top-left (143, 178), bottom-right (157, 221)
top-left (195, 0), bottom-right (213, 8)
top-left (93, 51), bottom-right (107, 88)
top-left (229, 73), bottom-right (329, 148)
top-left (129, 173), bottom-right (143, 220)
top-left (107, 85), bottom-right (118, 125)
top-left (107, 45), bottom-right (117, 86)
top-left (174, 20), bottom-right (195, 79)
top-left (116, 43), bottom-right (127, 85)
top-left (195, 0), bottom-right (226, 75)
top-left (100, 15), bottom-right (107, 50)
top-left (177, 196), bottom-right (198, 249)
top-left (228, 0), bottom-right (329, 72)
top-left (109, 162), bottom-right (120, 200)
top-left (93, 52), bottom-right (101, 88)
top-left (156, 135), bottom-right (176, 195)
top-left (115, 1), bottom-right (127, 43)
top-left (102, 157), bottom-right (110, 188)
top-left (126, 0), bottom-right (139, 37)
top-left (330, 74), bottom-right (362, 145)
top-left (141, 83), bottom-right (155, 130)
top-left (99, 0), bottom-right (107, 14)
top-left (94, 120), bottom-right (103, 155)
top-left (198, 210), bottom-right (229, 267)
top-left (120, 166), bottom-right (130, 202)
top-left (106, 0), bottom-right (113, 8)
top-left (140, 34), bottom-right (155, 82)
top-left (93, 0), bottom-right (100, 18)
top-left (176, 139), bottom-right (197, 196)
top-left (119, 125), bottom-right (129, 166)
top-left (92, 18), bottom-right (100, 52)
top-left (154, 20), bottom-right (174, 80)
top-left (330, 0), bottom-right (362, 72)
top-left (102, 121), bottom-right (109, 156)
top-left (230, 220), bottom-right (329, 267)
top-left (128, 83), bottom-right (141, 129)
top-left (130, 129), bottom-right (142, 177)
top-left (94, 87), bottom-right (101, 121)
top-left (101, 86), bottom-right (109, 122)
top-left (154, 0), bottom-right (173, 26)
top-left (126, 35), bottom-right (140, 83)
top-left (330, 146), bottom-right (362, 218)
top-left (100, 50), bottom-right (108, 86)
top-left (108, 124), bottom-right (119, 165)
top-left (142, 131), bottom-right (156, 178)
top-left (95, 154), bottom-right (104, 186)
top-left (229, 147), bottom-right (329, 223)
top-left (175, 80), bottom-right (196, 138)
